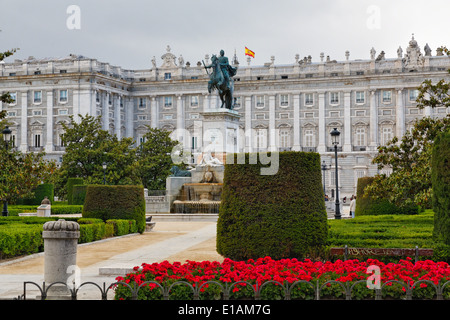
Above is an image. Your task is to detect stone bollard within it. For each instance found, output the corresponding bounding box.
[42,219,80,299]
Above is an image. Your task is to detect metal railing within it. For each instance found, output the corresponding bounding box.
[14,278,450,300]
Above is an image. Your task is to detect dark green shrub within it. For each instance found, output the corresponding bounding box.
[66,178,84,205]
[355,177,418,216]
[432,129,450,245]
[217,151,328,261]
[72,185,87,205]
[18,184,54,205]
[82,185,146,233]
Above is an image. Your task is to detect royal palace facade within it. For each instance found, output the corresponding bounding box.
[1,36,449,198]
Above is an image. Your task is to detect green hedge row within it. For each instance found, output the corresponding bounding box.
[83,185,146,234]
[6,205,83,216]
[327,210,450,262]
[355,177,418,216]
[0,216,139,259]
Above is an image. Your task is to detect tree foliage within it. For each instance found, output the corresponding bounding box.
[135,126,181,190]
[53,114,140,198]
[365,46,450,208]
[0,145,57,203]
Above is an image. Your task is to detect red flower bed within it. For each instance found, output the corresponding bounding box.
[114,257,450,300]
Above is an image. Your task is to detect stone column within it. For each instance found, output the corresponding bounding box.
[150,95,158,129]
[20,91,28,153]
[42,219,80,299]
[176,94,185,146]
[245,96,252,152]
[268,95,276,151]
[318,92,326,153]
[343,91,352,152]
[369,90,378,150]
[126,96,134,138]
[396,88,405,138]
[114,94,121,140]
[292,93,301,151]
[45,91,54,152]
[102,91,109,131]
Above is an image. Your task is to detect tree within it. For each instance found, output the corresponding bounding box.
[0,144,57,205]
[366,115,449,208]
[365,46,450,208]
[135,126,181,190]
[54,114,139,198]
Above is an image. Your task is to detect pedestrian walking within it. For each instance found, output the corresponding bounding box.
[349,195,356,218]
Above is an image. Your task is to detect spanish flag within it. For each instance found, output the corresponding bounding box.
[245,47,255,58]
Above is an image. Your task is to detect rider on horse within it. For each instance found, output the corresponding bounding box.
[204,50,237,109]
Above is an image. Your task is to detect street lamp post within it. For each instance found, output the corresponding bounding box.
[321,160,328,197]
[330,128,341,219]
[2,126,12,216]
[102,162,107,185]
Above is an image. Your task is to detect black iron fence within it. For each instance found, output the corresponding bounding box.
[14,278,450,300]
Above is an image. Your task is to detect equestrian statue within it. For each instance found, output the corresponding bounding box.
[203,50,237,110]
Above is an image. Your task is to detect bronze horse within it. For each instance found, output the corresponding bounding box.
[204,54,235,109]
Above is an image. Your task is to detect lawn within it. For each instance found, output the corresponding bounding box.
[327,210,435,249]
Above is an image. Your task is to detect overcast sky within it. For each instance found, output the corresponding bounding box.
[1,0,449,70]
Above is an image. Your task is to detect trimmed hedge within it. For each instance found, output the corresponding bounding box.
[432,129,450,245]
[18,183,54,205]
[217,151,328,261]
[0,216,139,259]
[355,177,418,216]
[72,185,87,205]
[7,205,83,216]
[82,185,146,233]
[67,178,84,205]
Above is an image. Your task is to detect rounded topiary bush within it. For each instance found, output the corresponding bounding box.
[216,151,328,261]
[82,185,146,233]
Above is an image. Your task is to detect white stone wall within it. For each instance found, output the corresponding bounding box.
[1,39,449,199]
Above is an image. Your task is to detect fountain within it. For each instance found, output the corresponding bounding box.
[171,153,224,214]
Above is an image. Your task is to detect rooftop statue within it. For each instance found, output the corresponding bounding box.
[203,50,237,110]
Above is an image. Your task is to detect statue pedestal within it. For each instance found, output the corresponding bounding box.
[200,108,241,164]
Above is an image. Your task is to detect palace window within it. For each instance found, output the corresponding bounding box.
[256,96,265,108]
[382,91,392,103]
[355,127,366,146]
[164,96,172,107]
[59,90,68,103]
[138,98,146,109]
[330,92,339,104]
[34,134,41,147]
[279,129,290,148]
[190,96,199,107]
[304,129,315,147]
[280,94,289,107]
[305,93,314,105]
[409,89,418,101]
[33,91,42,104]
[382,127,393,145]
[356,91,365,104]
[164,73,172,80]
[9,92,17,104]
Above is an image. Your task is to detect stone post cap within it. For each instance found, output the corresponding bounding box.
[43,219,79,231]
[41,196,51,205]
